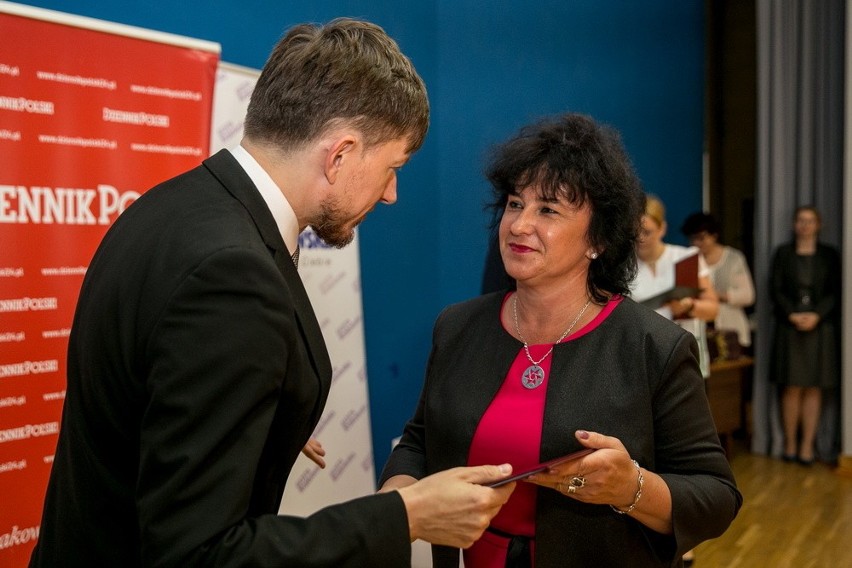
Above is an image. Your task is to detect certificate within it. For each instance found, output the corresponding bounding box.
[487,448,595,487]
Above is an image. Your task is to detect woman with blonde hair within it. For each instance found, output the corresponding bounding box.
[632,195,719,377]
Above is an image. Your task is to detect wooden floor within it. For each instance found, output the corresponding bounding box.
[692,442,852,567]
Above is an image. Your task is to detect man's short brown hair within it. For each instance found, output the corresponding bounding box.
[244,18,429,154]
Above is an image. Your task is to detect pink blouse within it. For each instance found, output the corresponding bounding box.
[464,294,622,568]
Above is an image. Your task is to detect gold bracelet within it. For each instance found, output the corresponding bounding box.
[610,459,643,514]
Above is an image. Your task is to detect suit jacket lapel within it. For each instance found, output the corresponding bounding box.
[272,248,334,390]
[202,150,333,387]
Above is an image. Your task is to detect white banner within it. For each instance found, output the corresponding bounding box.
[209,62,256,154]
[282,229,377,513]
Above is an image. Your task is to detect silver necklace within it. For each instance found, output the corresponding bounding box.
[512,294,592,389]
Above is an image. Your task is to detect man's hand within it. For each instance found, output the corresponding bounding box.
[301,438,326,468]
[396,464,515,549]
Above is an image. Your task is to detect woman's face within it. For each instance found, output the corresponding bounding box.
[688,230,718,257]
[636,214,665,261]
[499,185,593,286]
[794,209,820,240]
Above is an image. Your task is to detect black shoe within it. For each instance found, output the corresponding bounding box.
[781,454,797,463]
[797,456,815,466]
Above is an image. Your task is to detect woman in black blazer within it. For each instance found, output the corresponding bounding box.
[380,114,741,567]
[770,206,841,465]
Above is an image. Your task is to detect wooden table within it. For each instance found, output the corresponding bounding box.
[705,357,753,456]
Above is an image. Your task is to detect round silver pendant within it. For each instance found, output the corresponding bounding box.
[521,365,545,389]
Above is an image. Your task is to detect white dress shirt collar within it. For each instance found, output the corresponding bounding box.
[228,144,300,255]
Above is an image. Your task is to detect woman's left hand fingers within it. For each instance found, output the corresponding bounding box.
[526,431,634,503]
[574,429,627,452]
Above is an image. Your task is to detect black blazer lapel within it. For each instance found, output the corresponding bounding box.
[273,247,334,389]
[202,150,333,386]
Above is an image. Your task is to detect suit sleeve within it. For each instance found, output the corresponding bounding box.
[138,246,410,567]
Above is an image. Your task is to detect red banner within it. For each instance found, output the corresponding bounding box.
[0,5,218,565]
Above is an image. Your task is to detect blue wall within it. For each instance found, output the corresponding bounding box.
[14,0,705,477]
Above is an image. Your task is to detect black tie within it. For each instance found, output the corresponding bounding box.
[291,246,299,269]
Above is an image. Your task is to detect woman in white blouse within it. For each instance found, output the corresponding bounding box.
[680,212,755,349]
[632,196,719,378]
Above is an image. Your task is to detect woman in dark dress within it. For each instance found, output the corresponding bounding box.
[770,206,841,465]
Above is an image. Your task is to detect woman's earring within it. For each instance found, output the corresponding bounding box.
[590,252,598,260]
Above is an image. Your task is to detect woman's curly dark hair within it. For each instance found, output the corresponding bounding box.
[485,113,644,303]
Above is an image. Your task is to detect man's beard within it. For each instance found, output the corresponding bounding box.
[311,195,356,248]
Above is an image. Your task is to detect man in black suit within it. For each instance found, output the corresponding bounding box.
[30,18,514,567]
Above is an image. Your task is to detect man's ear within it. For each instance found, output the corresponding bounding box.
[324,134,358,185]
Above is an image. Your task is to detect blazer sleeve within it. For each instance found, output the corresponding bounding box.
[653,332,743,555]
[378,295,505,485]
[812,244,841,319]
[770,245,798,317]
[378,316,440,484]
[138,246,410,567]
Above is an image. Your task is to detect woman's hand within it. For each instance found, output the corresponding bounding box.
[526,429,673,534]
[790,311,820,331]
[668,275,719,321]
[668,296,695,319]
[525,430,637,508]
